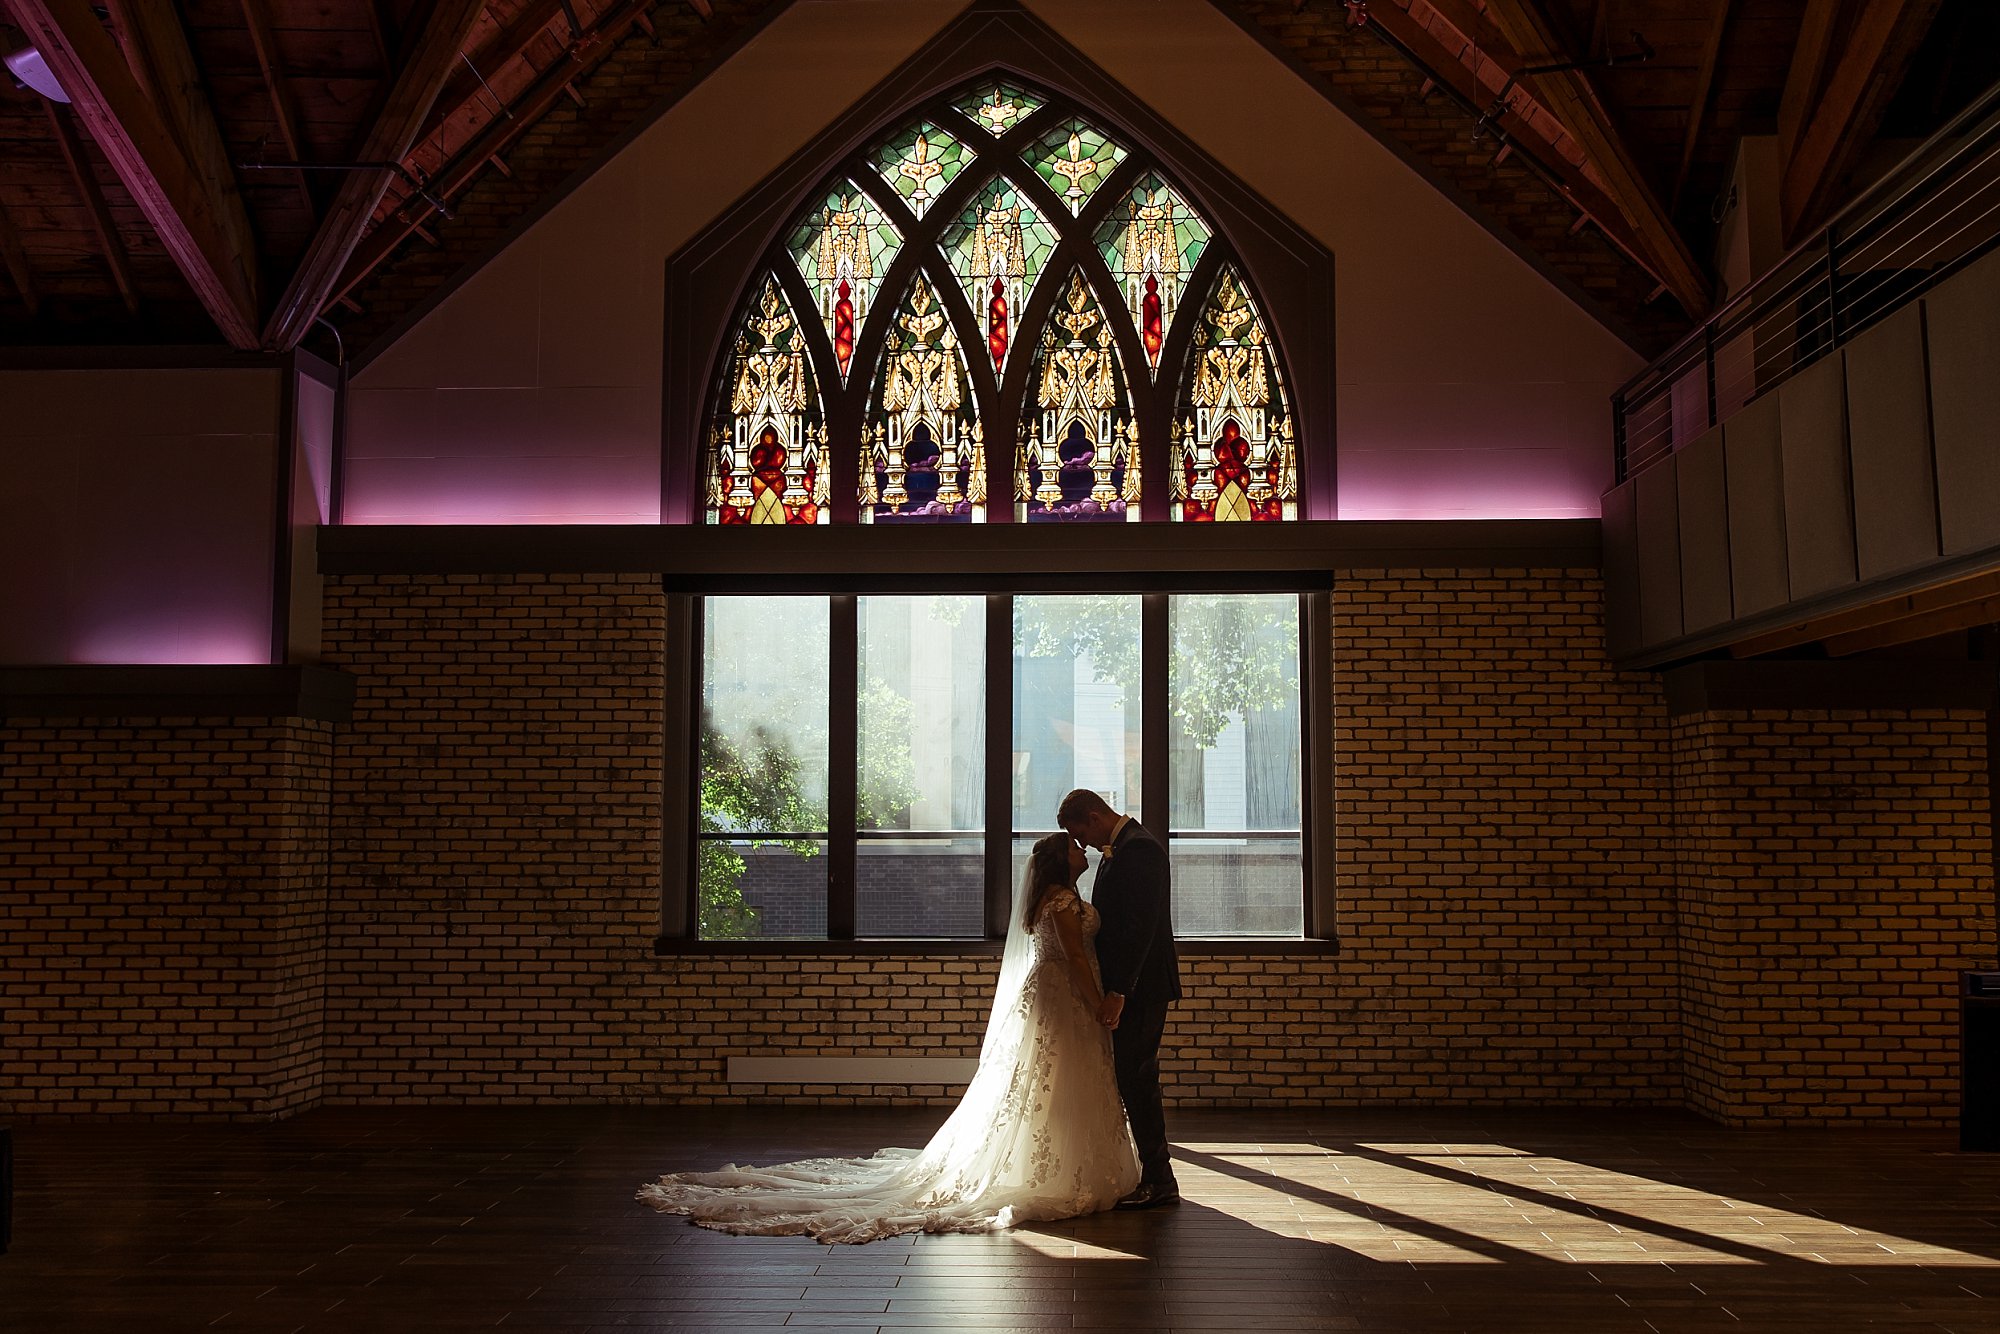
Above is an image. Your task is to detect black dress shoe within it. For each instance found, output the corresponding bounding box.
[1114,1181,1182,1210]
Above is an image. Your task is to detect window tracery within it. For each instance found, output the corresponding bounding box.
[701,77,1299,525]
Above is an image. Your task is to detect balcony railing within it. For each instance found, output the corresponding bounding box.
[1614,79,2000,484]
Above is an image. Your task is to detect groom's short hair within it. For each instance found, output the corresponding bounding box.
[1057,788,1114,826]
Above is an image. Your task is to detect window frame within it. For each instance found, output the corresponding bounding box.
[663,580,1338,951]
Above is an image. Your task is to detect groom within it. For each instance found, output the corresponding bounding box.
[1058,788,1181,1208]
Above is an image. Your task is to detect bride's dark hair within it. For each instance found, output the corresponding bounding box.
[1022,832,1074,929]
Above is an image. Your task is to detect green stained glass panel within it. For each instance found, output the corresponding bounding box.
[1094,172,1213,378]
[868,120,973,220]
[952,78,1045,138]
[786,181,903,382]
[1025,117,1128,215]
[941,176,1060,378]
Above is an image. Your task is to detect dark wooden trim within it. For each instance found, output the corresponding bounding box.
[827,594,859,941]
[1661,661,1999,716]
[0,666,357,722]
[318,518,1602,579]
[660,0,1338,525]
[984,592,1014,939]
[1141,592,1169,841]
[661,590,698,939]
[651,936,1338,957]
[1302,588,1337,941]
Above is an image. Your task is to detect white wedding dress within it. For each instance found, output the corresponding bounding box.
[636,883,1141,1243]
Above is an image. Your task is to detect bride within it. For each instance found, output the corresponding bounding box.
[636,832,1141,1244]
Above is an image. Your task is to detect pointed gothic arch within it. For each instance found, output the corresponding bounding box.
[662,1,1336,525]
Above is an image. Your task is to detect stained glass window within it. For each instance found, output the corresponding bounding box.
[702,77,1301,527]
[952,78,1044,137]
[707,277,828,525]
[869,120,973,220]
[787,182,902,383]
[941,178,1059,378]
[863,273,985,523]
[1172,268,1296,522]
[1025,117,1127,215]
[1096,172,1212,378]
[1017,272,1137,523]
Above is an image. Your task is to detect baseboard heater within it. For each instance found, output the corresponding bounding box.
[726,1057,978,1085]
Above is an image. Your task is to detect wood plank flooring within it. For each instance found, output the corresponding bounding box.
[3,1106,1998,1332]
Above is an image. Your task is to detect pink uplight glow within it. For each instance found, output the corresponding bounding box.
[71,619,272,666]
[339,454,662,525]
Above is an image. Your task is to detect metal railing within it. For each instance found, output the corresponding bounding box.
[1614,79,2000,483]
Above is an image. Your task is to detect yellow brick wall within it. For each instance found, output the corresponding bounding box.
[4,571,1990,1124]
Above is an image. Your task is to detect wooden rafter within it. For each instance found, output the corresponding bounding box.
[1780,0,1944,243]
[1669,0,1734,212]
[1479,0,1713,316]
[687,0,714,19]
[1776,3,1839,165]
[417,0,568,151]
[8,0,261,343]
[261,0,490,350]
[0,201,39,317]
[327,0,655,314]
[1361,2,1669,293]
[237,0,319,218]
[43,99,141,317]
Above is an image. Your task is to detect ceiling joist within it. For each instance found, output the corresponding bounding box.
[262,0,491,351]
[1780,0,1945,244]
[43,99,141,318]
[7,0,260,345]
[1669,0,1735,212]
[237,0,319,220]
[1478,0,1713,316]
[0,201,39,317]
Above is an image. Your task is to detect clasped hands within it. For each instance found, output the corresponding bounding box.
[1097,992,1125,1030]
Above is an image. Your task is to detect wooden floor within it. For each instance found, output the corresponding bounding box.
[3,1105,1999,1332]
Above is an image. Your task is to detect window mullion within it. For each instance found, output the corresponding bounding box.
[1140,592,1170,842]
[829,594,859,940]
[985,593,1014,939]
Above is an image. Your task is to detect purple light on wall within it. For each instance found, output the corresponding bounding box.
[71,619,273,666]
[340,467,662,525]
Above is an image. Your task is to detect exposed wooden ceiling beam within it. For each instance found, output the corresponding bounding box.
[1780,0,1944,243]
[1478,0,1713,316]
[1360,2,1668,285]
[104,0,262,302]
[261,0,490,350]
[328,0,655,313]
[0,201,39,317]
[43,99,141,317]
[1777,3,1839,166]
[237,0,319,218]
[1823,595,2000,656]
[1669,0,1734,213]
[415,0,568,150]
[7,0,260,344]
[687,0,714,19]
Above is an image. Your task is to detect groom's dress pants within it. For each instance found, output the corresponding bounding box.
[1112,998,1174,1185]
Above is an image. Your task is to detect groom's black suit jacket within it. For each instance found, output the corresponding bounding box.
[1091,819,1182,1005]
